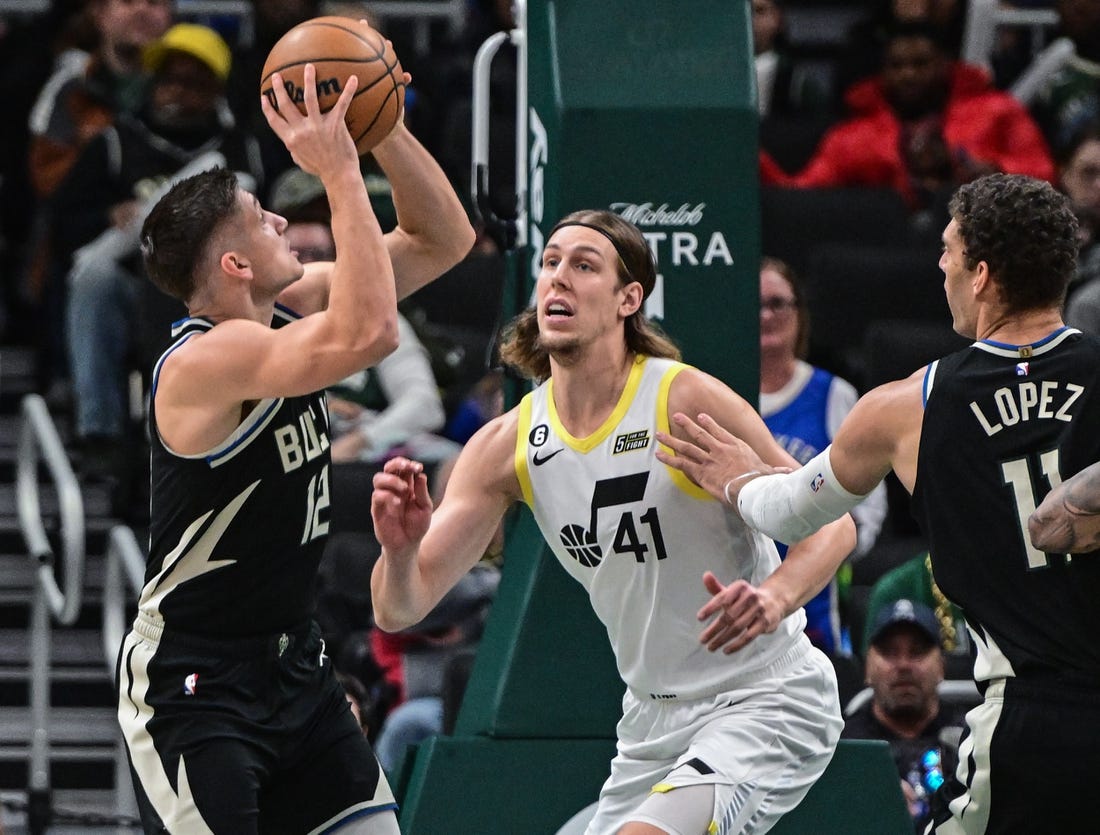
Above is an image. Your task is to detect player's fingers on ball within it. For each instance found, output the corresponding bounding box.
[269,72,298,119]
[300,64,321,116]
[331,72,358,121]
[259,89,279,120]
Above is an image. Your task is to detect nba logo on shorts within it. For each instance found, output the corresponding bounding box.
[184,673,198,695]
[810,473,825,493]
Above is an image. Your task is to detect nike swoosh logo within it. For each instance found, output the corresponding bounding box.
[532,448,563,466]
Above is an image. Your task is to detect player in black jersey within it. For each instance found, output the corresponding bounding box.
[657,173,1100,834]
[1030,459,1100,554]
[115,62,474,834]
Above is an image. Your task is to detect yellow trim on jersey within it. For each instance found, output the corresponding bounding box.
[657,363,713,501]
[546,354,648,453]
[650,782,675,794]
[515,394,535,507]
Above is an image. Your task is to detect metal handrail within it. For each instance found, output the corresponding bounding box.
[471,1,528,250]
[15,393,86,810]
[16,393,84,623]
[102,524,145,821]
[102,525,144,670]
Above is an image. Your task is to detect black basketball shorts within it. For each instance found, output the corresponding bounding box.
[117,613,396,834]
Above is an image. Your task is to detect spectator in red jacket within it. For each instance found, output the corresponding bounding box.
[762,22,1055,210]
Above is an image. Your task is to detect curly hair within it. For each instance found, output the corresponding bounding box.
[499,209,680,382]
[141,167,241,302]
[948,174,1079,312]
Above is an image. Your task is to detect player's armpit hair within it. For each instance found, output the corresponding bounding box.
[737,446,866,543]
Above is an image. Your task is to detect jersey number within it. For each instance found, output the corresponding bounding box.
[559,473,668,566]
[301,464,330,545]
[1001,450,1062,569]
[612,507,669,563]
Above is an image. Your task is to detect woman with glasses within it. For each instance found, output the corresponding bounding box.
[758,257,888,655]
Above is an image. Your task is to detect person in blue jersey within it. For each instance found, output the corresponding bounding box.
[758,256,887,653]
[370,209,855,835]
[115,60,474,834]
[657,173,1100,834]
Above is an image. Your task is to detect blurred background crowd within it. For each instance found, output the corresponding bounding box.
[0,0,1096,828]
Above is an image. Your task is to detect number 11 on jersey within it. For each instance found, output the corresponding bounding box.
[1002,449,1062,569]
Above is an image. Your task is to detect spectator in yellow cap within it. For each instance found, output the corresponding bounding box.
[145,22,233,83]
[142,23,234,133]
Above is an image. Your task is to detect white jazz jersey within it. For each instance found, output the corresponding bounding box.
[516,355,806,701]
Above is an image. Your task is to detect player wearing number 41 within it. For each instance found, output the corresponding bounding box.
[371,210,855,834]
[115,64,473,833]
[657,173,1100,835]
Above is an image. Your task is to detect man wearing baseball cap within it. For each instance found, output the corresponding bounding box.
[144,22,232,84]
[843,599,967,832]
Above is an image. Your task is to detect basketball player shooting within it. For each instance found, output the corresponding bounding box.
[115,57,474,832]
[370,210,855,834]
[656,174,1100,834]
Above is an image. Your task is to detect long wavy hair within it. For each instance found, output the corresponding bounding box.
[499,210,681,382]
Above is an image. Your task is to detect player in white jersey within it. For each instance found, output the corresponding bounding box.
[370,209,855,834]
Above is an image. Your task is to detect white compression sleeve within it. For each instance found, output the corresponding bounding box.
[737,446,867,543]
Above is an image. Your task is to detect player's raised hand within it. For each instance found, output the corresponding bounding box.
[371,456,433,557]
[261,64,359,175]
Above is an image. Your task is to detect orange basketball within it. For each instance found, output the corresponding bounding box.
[260,17,405,156]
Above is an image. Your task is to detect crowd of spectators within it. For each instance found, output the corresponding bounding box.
[0,0,1093,789]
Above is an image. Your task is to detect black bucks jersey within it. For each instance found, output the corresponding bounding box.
[141,305,332,637]
[516,355,807,700]
[912,328,1100,683]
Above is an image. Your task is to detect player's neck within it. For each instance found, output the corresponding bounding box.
[190,282,276,327]
[976,307,1065,346]
[550,346,636,437]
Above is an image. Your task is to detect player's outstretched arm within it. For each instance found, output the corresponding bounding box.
[371,412,521,633]
[1029,460,1100,554]
[659,371,923,536]
[658,370,856,653]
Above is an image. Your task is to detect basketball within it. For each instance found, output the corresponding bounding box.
[260,17,405,155]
